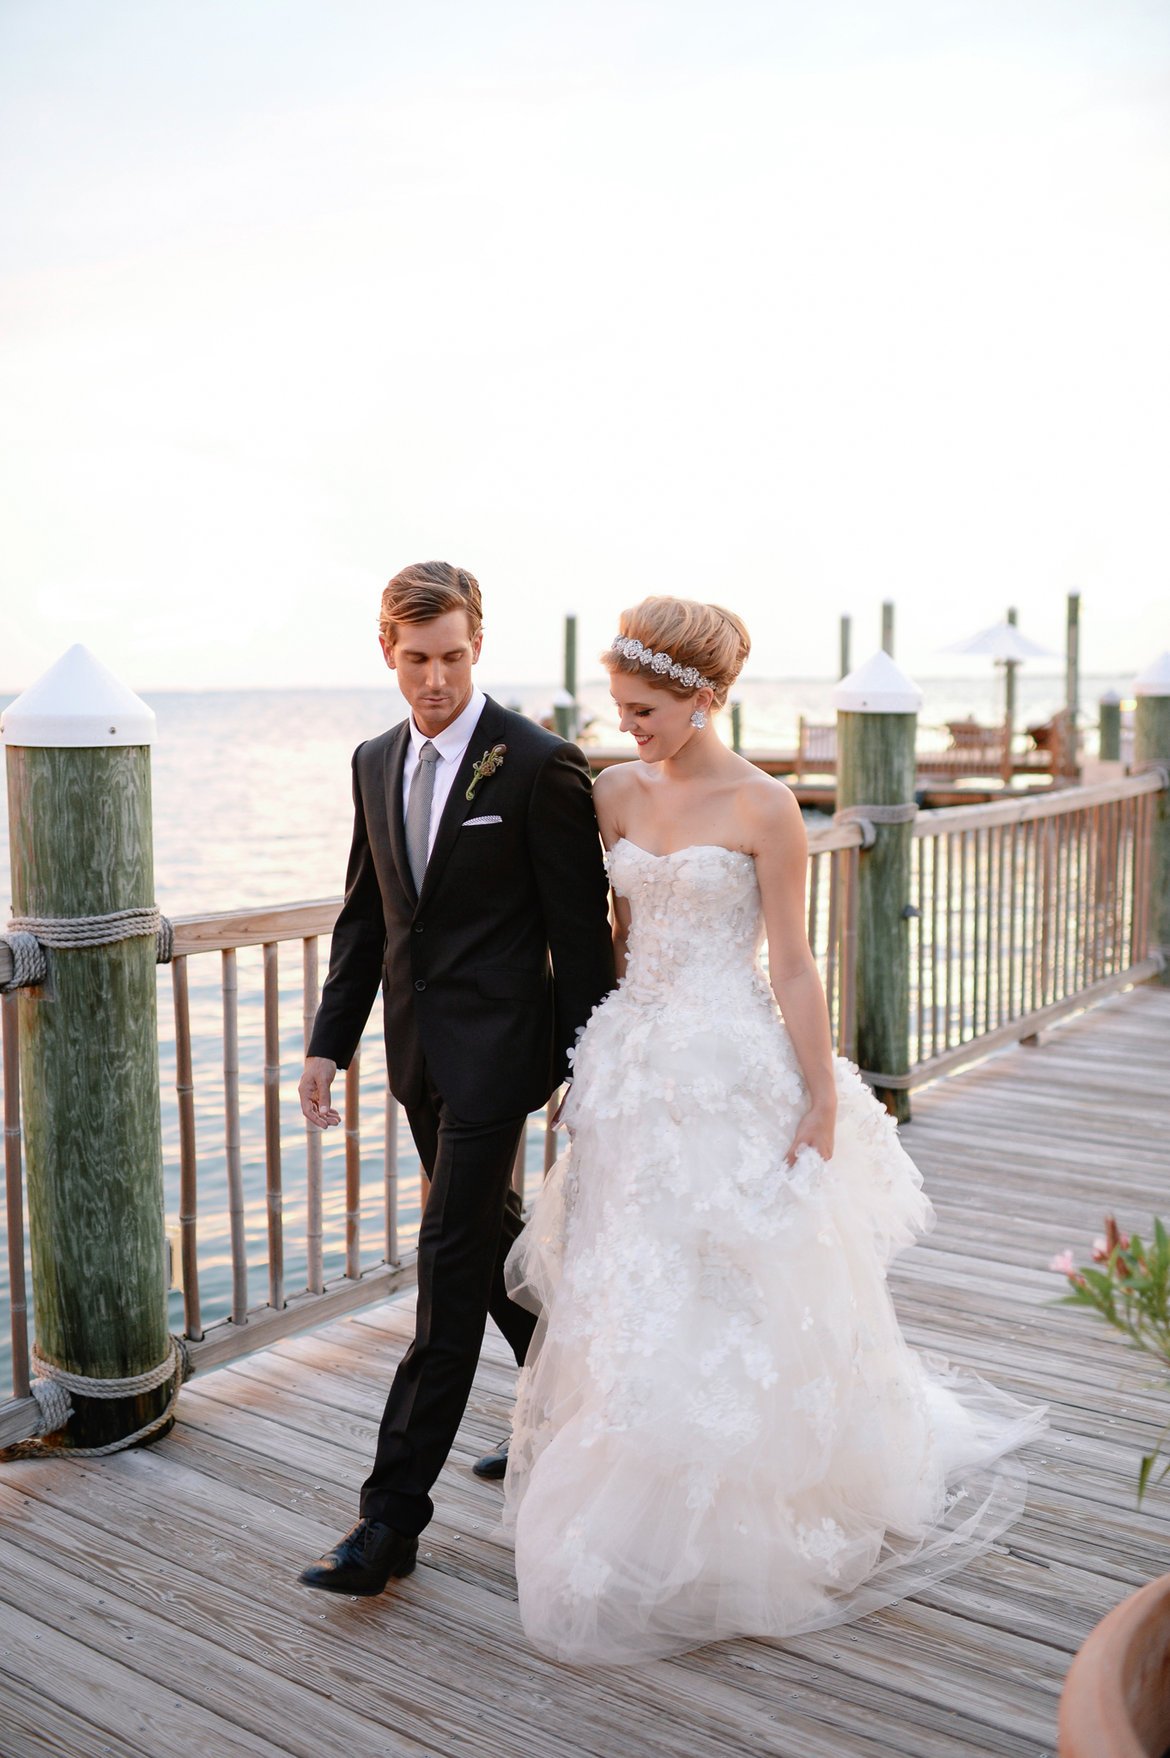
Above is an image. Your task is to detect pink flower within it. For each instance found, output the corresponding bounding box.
[1092,1237,1109,1262]
[1049,1250,1077,1276]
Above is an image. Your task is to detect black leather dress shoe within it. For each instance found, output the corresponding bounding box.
[298,1519,418,1595]
[472,1437,510,1480]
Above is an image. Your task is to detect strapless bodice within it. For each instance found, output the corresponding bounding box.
[605,837,766,1007]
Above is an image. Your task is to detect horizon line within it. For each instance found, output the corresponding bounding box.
[0,667,1131,699]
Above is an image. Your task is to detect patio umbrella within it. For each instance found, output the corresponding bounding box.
[940,620,1057,664]
[939,619,1059,780]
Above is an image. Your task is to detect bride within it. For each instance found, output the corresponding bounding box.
[500,595,1045,1666]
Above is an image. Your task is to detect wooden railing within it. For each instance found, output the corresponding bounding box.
[895,772,1164,1087]
[161,901,425,1375]
[165,825,862,1368]
[806,821,862,1055]
[0,785,1159,1422]
[0,831,862,1417]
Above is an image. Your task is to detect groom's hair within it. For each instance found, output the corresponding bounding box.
[379,561,483,647]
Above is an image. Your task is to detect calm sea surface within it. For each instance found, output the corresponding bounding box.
[0,672,1128,1385]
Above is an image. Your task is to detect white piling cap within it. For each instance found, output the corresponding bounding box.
[1,644,156,748]
[833,650,923,714]
[1134,651,1170,698]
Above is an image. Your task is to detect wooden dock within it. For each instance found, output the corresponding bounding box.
[585,747,1060,811]
[0,983,1168,1758]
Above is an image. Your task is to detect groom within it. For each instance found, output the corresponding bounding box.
[297,561,614,1595]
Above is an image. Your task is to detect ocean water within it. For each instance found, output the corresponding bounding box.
[0,670,1125,919]
[0,671,1128,1388]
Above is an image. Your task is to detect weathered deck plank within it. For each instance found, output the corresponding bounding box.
[0,983,1168,1757]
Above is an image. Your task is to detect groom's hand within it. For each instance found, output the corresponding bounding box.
[299,1056,341,1130]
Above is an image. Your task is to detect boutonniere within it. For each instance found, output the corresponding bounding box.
[466,743,507,801]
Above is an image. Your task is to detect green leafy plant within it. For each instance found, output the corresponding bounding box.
[1050,1216,1170,1502]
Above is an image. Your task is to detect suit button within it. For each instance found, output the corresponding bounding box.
[413,924,424,934]
[414,979,426,992]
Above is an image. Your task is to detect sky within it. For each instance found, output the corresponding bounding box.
[2,0,1168,694]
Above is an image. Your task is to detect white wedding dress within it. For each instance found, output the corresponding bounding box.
[502,839,1045,1666]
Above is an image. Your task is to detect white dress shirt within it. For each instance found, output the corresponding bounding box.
[401,686,487,861]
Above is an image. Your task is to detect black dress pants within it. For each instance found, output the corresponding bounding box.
[359,1071,537,1536]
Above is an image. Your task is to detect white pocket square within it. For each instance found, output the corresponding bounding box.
[463,814,503,827]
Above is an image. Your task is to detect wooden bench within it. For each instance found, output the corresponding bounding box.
[794,716,837,779]
[918,718,1010,780]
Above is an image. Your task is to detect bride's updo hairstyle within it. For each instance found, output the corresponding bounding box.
[603,597,750,710]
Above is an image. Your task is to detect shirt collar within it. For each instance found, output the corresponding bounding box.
[408,685,487,763]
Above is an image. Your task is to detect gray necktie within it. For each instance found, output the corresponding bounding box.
[405,740,439,894]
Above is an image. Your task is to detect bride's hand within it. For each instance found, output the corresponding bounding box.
[551,1083,573,1133]
[785,1102,835,1166]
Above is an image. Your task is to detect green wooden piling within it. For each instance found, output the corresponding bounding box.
[553,694,574,740]
[1003,607,1019,783]
[881,601,895,657]
[563,614,577,703]
[839,616,851,680]
[1064,592,1081,779]
[834,653,921,1122]
[1098,692,1122,762]
[560,614,578,741]
[3,652,169,1448]
[730,700,743,753]
[1135,655,1170,985]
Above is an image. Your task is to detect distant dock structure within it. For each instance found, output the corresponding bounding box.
[579,595,1127,808]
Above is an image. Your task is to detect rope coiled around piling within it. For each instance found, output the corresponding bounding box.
[833,802,919,848]
[833,803,919,825]
[1,1336,193,1461]
[0,906,174,991]
[7,905,163,948]
[1,931,47,988]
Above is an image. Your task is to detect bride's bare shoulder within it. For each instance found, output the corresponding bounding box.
[737,771,804,852]
[592,762,641,807]
[592,759,643,840]
[593,762,646,805]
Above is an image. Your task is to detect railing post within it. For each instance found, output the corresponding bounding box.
[1134,651,1170,985]
[833,652,923,1122]
[1,646,170,1447]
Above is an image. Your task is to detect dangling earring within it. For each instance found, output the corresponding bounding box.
[690,709,707,729]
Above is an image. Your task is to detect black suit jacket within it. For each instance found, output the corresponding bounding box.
[308,696,615,1123]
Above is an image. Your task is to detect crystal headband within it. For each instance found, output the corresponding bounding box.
[608,635,714,692]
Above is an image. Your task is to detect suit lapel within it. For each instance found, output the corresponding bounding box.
[382,722,417,904]
[417,697,505,912]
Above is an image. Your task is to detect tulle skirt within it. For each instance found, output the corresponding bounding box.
[500,979,1046,1665]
